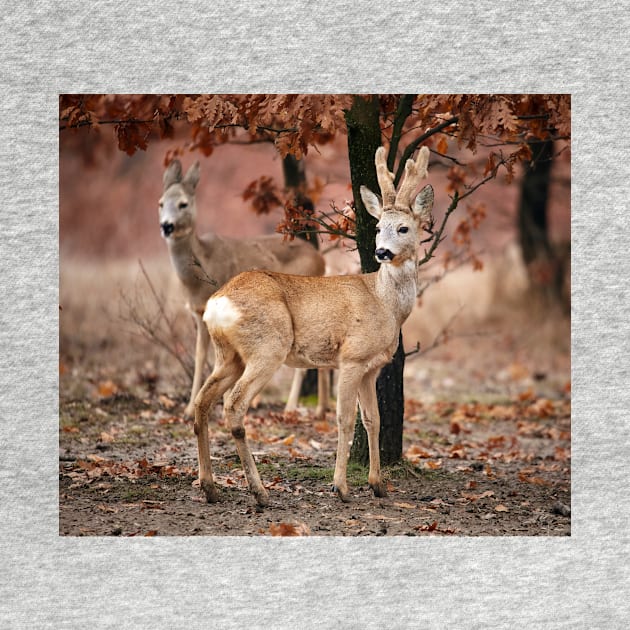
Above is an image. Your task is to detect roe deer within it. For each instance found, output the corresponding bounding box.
[158,159,329,418]
[194,146,433,506]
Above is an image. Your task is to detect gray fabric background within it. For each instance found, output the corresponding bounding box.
[1,1,628,627]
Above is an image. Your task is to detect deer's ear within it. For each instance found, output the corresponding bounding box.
[163,159,183,190]
[360,186,382,220]
[413,184,434,226]
[182,161,201,193]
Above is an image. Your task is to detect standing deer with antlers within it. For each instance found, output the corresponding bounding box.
[158,159,329,418]
[193,145,433,506]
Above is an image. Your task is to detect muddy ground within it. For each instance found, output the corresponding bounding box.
[59,354,571,537]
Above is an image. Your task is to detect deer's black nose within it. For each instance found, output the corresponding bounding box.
[375,248,394,262]
[161,222,175,237]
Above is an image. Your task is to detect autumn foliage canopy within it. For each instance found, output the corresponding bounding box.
[60,94,570,262]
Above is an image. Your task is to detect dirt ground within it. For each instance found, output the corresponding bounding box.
[59,260,571,537]
[59,396,570,537]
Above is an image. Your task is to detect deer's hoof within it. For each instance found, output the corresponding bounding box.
[201,480,220,503]
[370,481,388,498]
[254,489,270,508]
[332,484,351,503]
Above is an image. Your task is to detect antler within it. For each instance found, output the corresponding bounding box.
[375,147,396,206]
[395,146,430,208]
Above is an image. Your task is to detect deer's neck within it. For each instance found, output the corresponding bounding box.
[166,232,209,289]
[375,256,418,326]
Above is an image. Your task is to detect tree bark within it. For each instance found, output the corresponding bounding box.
[282,154,318,249]
[518,138,566,307]
[282,154,321,395]
[345,95,405,466]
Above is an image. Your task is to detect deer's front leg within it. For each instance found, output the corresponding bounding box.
[358,369,387,498]
[332,364,363,502]
[185,311,211,417]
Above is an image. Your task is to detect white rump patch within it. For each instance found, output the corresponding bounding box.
[203,295,241,329]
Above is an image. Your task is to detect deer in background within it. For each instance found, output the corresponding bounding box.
[194,145,434,506]
[158,159,329,418]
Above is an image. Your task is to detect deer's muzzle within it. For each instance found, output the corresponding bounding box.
[375,248,395,262]
[160,221,175,237]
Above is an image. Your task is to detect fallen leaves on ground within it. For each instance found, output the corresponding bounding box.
[414,520,457,534]
[97,380,118,397]
[64,456,196,484]
[404,396,570,485]
[266,521,311,536]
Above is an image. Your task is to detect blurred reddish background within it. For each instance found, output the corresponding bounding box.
[59,129,570,263]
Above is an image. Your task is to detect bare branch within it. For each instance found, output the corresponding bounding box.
[405,305,492,362]
[387,95,415,171]
[418,191,460,268]
[118,260,195,380]
[404,341,421,358]
[416,249,479,298]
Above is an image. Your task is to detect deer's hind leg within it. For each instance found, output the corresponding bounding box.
[315,368,331,419]
[194,351,243,502]
[284,368,306,413]
[224,354,286,507]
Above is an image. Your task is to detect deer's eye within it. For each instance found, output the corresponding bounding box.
[375,226,381,234]
[178,202,188,209]
[398,226,409,234]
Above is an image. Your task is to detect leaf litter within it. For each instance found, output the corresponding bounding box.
[60,385,570,536]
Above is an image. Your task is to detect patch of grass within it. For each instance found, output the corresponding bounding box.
[292,464,335,483]
[59,400,93,426]
[298,394,319,407]
[383,459,462,483]
[119,485,157,502]
[256,460,366,486]
[255,461,285,478]
[254,456,465,488]
[161,427,192,441]
[265,462,335,483]
[346,462,369,486]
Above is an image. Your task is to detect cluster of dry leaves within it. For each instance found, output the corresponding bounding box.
[60,94,569,159]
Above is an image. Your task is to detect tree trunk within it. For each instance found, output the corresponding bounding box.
[345,95,405,466]
[282,154,319,249]
[518,138,566,307]
[282,154,321,396]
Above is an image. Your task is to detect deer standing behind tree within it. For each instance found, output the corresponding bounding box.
[158,159,329,418]
[194,146,434,506]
